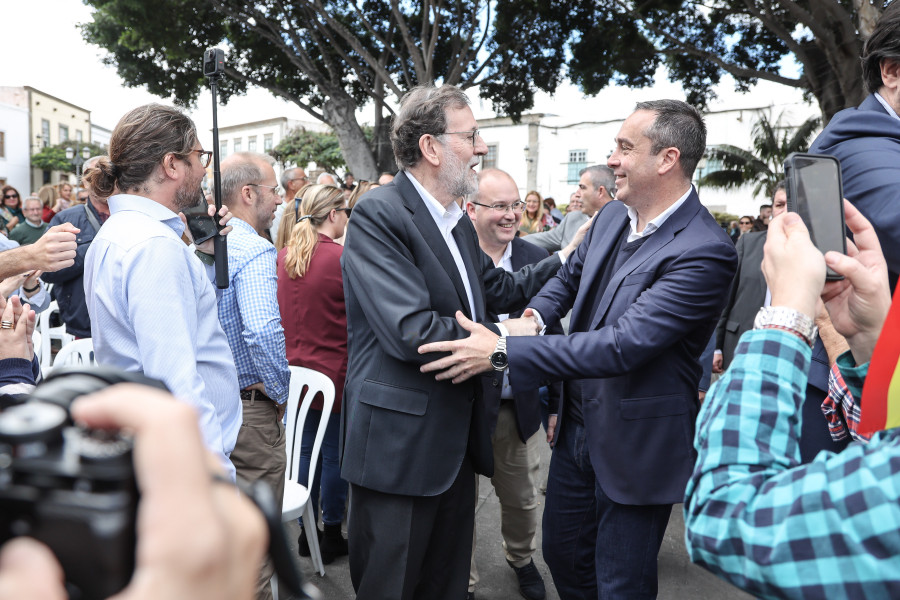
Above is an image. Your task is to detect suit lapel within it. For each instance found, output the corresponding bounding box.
[569,204,628,326]
[452,219,484,321]
[590,192,701,329]
[396,173,473,317]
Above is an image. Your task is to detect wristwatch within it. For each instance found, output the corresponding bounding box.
[489,337,508,371]
[753,306,818,348]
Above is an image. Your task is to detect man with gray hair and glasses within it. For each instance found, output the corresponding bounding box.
[341,84,565,599]
[523,165,616,252]
[269,166,309,240]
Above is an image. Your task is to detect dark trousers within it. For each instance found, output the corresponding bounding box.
[543,419,671,600]
[348,456,475,600]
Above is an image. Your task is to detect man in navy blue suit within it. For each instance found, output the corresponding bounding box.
[419,100,737,598]
[810,1,900,288]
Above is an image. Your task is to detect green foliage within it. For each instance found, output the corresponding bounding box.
[271,128,346,176]
[710,211,740,225]
[698,113,820,199]
[30,141,108,173]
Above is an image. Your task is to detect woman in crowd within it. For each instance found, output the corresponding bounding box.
[737,215,754,238]
[38,184,65,223]
[518,190,553,235]
[276,183,351,564]
[274,183,312,251]
[334,180,377,245]
[0,186,23,235]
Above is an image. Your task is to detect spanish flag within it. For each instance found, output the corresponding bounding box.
[859,288,900,435]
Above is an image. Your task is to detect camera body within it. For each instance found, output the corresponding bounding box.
[0,368,165,600]
[203,47,225,78]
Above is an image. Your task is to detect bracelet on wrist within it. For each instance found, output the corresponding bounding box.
[753,306,818,348]
[23,283,40,293]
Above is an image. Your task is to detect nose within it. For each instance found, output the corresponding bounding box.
[607,151,619,168]
[473,133,488,156]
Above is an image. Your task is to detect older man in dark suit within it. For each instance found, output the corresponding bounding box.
[420,100,738,599]
[340,85,575,600]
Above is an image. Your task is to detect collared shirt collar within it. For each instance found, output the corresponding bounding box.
[229,216,257,236]
[405,171,465,234]
[626,186,692,243]
[108,194,185,237]
[874,92,900,121]
[499,239,513,269]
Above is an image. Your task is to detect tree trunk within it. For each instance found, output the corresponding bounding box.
[322,93,379,180]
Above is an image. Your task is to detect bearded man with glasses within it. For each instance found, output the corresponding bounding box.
[82,103,239,480]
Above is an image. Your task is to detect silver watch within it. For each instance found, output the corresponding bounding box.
[489,337,508,371]
[753,306,818,347]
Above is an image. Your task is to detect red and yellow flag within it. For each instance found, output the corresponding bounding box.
[859,288,900,435]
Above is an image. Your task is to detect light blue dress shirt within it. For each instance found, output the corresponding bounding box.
[84,194,241,480]
[217,217,289,403]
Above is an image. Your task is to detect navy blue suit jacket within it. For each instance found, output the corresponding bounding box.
[811,93,900,287]
[507,191,737,505]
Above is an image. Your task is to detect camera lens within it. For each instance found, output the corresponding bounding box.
[0,402,67,444]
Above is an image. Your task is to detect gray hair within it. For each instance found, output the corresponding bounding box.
[280,167,301,190]
[22,195,42,209]
[634,100,706,179]
[317,172,337,185]
[391,84,470,170]
[221,152,274,207]
[580,165,617,197]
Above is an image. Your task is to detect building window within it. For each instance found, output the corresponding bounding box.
[233,138,242,153]
[220,140,228,157]
[248,136,257,152]
[59,124,69,142]
[483,144,498,169]
[76,130,83,142]
[567,149,587,184]
[264,134,273,152]
[41,120,50,147]
[0,131,5,158]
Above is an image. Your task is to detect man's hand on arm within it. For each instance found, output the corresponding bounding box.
[820,200,892,366]
[711,351,723,374]
[418,311,499,384]
[3,224,79,278]
[502,308,542,336]
[559,214,594,259]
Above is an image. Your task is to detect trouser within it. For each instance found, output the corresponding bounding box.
[230,393,287,600]
[542,418,671,600]
[469,402,541,591]
[298,408,348,527]
[348,456,476,600]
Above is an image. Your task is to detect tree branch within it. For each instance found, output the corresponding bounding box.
[391,0,427,82]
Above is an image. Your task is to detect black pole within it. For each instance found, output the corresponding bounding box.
[208,75,229,289]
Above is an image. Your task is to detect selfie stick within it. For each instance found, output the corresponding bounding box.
[205,48,229,289]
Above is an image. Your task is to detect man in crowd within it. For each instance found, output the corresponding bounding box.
[218,151,290,600]
[751,203,772,232]
[810,0,900,288]
[685,202,898,597]
[83,103,238,479]
[465,168,574,600]
[9,197,48,246]
[713,182,846,461]
[523,165,615,252]
[419,100,737,598]
[341,84,567,600]
[42,156,107,338]
[269,166,309,241]
[378,172,395,185]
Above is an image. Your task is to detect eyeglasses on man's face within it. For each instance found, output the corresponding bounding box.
[739,220,752,225]
[470,200,525,214]
[248,183,284,196]
[291,176,309,184]
[188,149,213,168]
[438,129,481,148]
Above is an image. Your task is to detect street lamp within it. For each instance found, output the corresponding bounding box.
[65,144,91,186]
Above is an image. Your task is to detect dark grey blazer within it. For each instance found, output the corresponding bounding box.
[340,171,562,497]
[715,231,767,368]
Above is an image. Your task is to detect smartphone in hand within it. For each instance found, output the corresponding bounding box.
[182,189,221,246]
[783,152,847,280]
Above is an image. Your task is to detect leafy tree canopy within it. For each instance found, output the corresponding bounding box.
[270,128,347,178]
[31,141,108,173]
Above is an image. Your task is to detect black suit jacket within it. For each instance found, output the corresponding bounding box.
[340,172,563,496]
[479,238,564,444]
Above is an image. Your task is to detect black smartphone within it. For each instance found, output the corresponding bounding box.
[182,189,221,246]
[783,152,847,280]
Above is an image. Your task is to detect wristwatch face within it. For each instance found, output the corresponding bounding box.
[489,351,508,370]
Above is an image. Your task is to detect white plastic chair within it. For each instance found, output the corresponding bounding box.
[32,329,41,365]
[273,366,335,597]
[37,301,74,374]
[48,338,97,373]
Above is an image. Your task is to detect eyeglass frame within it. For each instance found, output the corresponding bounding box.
[739,220,753,225]
[437,129,482,148]
[2,193,19,200]
[184,149,213,168]
[469,200,526,214]
[248,182,284,196]
[336,207,352,217]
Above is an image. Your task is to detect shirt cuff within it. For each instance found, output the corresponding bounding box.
[835,349,868,402]
[530,309,547,335]
[496,322,509,337]
[714,349,723,356]
[555,250,567,265]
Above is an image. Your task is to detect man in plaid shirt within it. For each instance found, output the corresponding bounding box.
[684,202,897,598]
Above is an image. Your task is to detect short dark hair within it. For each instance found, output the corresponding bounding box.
[759,203,772,212]
[391,85,470,170]
[862,1,900,95]
[82,104,197,199]
[634,100,706,179]
[773,180,785,200]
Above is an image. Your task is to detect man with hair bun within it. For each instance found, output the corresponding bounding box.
[83,103,238,479]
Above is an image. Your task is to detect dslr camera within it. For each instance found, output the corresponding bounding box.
[0,368,166,600]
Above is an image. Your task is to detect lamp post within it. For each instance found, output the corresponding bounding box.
[65,143,91,187]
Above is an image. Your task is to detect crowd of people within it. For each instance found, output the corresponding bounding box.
[0,3,899,599]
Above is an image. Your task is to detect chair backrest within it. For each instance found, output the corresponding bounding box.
[284,366,336,488]
[32,329,42,364]
[38,301,74,373]
[49,338,97,372]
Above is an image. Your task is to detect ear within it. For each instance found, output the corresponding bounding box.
[465,201,477,221]
[657,147,681,176]
[881,57,900,91]
[419,134,442,168]
[241,184,255,207]
[161,153,180,181]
